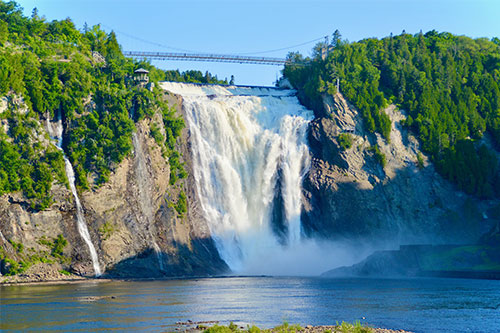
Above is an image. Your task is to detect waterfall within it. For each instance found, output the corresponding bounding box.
[0,229,6,244]
[160,83,314,273]
[46,113,102,277]
[131,132,164,271]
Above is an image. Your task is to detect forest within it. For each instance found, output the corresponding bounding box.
[3,0,500,206]
[284,30,500,198]
[0,1,221,209]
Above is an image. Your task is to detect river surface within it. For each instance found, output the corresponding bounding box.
[1,276,500,332]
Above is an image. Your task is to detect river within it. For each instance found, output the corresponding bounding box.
[1,276,500,332]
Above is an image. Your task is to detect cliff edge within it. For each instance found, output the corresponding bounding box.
[301,92,498,245]
[0,91,228,282]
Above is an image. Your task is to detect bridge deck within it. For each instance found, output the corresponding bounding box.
[123,51,293,66]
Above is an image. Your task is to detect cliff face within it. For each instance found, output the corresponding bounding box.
[301,92,498,245]
[2,85,498,281]
[0,92,228,279]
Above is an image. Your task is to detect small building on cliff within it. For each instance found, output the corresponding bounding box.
[134,68,150,85]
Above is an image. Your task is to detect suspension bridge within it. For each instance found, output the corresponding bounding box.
[122,51,296,66]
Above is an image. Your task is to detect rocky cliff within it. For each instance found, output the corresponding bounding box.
[322,244,500,279]
[301,92,499,246]
[2,85,499,282]
[0,91,228,280]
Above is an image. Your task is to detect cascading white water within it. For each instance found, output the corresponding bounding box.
[46,114,102,277]
[0,229,7,244]
[161,82,314,273]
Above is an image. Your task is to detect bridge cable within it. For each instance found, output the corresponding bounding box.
[235,36,327,55]
[102,24,328,56]
[101,24,200,53]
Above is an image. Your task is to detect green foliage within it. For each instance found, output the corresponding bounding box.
[67,82,135,187]
[0,2,124,196]
[0,19,7,45]
[150,121,164,146]
[163,69,228,85]
[1,257,31,275]
[204,325,234,333]
[52,234,67,256]
[168,151,187,185]
[436,140,497,198]
[368,144,386,168]
[141,90,187,186]
[417,152,425,169]
[99,221,115,241]
[0,1,203,202]
[1,234,69,276]
[336,321,371,333]
[284,43,391,141]
[202,322,303,333]
[154,99,187,185]
[175,190,187,217]
[338,133,353,150]
[38,234,67,257]
[270,322,303,333]
[9,239,23,253]
[0,126,65,209]
[285,30,500,198]
[201,322,371,333]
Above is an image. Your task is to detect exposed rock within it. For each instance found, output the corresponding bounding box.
[322,244,500,279]
[178,322,412,333]
[2,85,498,282]
[0,90,228,281]
[82,91,228,278]
[0,263,85,284]
[301,92,497,245]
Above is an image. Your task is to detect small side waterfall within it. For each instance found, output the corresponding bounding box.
[46,114,102,277]
[0,229,7,244]
[161,83,314,274]
[131,131,164,271]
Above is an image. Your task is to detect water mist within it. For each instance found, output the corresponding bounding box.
[161,82,337,275]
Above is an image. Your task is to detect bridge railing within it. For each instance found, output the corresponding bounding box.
[123,51,305,66]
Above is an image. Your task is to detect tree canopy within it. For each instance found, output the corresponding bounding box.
[284,30,500,198]
[0,0,228,208]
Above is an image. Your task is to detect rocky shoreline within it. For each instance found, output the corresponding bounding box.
[300,327,411,333]
[174,321,412,333]
[0,263,91,285]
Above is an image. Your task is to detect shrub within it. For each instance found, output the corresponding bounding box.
[52,234,67,256]
[99,221,115,241]
[368,145,386,168]
[338,133,353,150]
[175,190,187,217]
[417,152,424,169]
[284,31,500,199]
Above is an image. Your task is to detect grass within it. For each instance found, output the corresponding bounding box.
[336,321,371,333]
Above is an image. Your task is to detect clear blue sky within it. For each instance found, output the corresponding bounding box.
[15,0,500,86]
